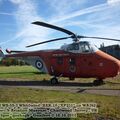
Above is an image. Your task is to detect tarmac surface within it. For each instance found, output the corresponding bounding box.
[0,80,120,96]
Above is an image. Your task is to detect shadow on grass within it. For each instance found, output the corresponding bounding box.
[0,80,104,87]
[0,71,45,75]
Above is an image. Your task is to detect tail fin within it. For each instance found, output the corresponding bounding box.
[0,48,4,61]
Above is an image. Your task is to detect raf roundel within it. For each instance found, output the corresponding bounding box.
[35,60,43,69]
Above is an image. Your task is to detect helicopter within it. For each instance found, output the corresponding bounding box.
[0,21,120,85]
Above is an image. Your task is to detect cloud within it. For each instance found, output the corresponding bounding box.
[1,0,120,50]
[56,0,120,47]
[4,0,88,50]
[9,0,22,4]
[50,2,109,23]
[0,12,15,16]
[50,0,120,27]
[7,0,52,50]
[107,0,120,5]
[46,0,87,16]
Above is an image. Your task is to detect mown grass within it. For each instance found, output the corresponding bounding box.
[0,87,119,120]
[0,66,50,80]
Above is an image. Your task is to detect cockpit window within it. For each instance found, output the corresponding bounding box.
[61,41,98,53]
[80,44,90,53]
[67,43,79,51]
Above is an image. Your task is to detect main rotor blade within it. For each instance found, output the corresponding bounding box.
[26,36,71,48]
[78,35,120,41]
[32,21,75,36]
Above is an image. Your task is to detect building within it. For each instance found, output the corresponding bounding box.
[100,44,120,60]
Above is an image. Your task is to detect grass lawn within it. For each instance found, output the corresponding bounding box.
[0,66,120,120]
[0,87,120,120]
[0,66,50,80]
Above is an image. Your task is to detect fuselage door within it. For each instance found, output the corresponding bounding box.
[51,56,64,76]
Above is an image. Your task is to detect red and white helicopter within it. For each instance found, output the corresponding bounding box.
[0,21,120,85]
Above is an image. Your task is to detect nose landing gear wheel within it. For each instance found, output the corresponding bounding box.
[50,77,59,85]
[93,79,104,86]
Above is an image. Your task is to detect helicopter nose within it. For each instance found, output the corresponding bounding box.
[111,60,120,76]
[117,62,120,75]
[96,50,120,77]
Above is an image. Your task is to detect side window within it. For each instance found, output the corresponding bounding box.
[80,44,90,53]
[57,57,63,64]
[67,43,79,51]
[73,44,79,50]
[69,58,76,65]
[84,45,90,52]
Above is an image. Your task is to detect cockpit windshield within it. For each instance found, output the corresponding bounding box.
[61,41,98,53]
[67,43,79,51]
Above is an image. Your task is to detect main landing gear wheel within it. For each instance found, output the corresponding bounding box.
[93,79,104,86]
[50,77,59,85]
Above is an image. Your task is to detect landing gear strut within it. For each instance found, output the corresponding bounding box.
[93,79,104,86]
[50,77,59,85]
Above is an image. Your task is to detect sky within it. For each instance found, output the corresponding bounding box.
[0,0,120,52]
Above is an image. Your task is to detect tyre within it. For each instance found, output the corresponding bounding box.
[93,79,103,86]
[50,77,58,84]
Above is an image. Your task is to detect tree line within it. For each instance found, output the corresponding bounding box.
[0,58,28,66]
